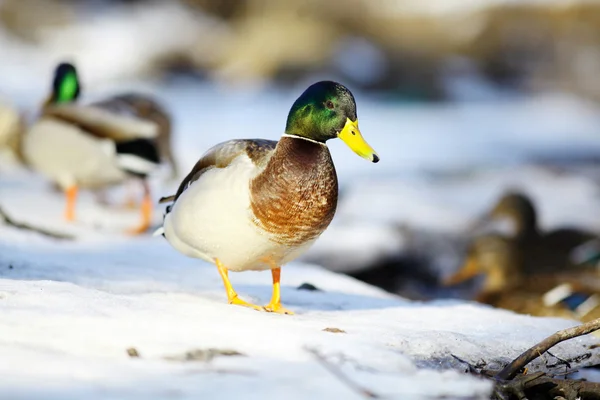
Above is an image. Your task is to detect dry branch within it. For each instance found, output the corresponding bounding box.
[493,372,600,400]
[0,206,74,240]
[496,318,600,380]
[454,320,600,398]
[305,347,379,399]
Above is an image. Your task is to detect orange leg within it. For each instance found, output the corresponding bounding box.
[127,180,152,235]
[64,186,78,222]
[215,259,264,311]
[264,267,294,315]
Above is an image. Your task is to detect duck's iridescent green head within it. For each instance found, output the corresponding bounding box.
[50,62,80,104]
[285,81,379,163]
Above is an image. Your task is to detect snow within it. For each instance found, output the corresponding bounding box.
[0,219,597,400]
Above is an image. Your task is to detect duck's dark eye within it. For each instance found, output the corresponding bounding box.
[325,100,335,110]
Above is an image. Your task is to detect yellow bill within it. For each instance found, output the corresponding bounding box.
[338,118,379,163]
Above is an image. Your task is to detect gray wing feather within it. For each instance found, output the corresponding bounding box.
[164,139,277,205]
[43,103,158,141]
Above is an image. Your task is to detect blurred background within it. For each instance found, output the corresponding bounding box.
[3,0,600,312]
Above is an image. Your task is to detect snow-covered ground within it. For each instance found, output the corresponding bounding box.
[1,205,599,400]
[3,76,600,398]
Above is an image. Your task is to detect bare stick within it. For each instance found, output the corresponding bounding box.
[305,347,379,399]
[496,318,600,380]
[0,206,74,240]
[493,372,600,399]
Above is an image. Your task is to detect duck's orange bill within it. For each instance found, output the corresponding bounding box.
[443,255,481,286]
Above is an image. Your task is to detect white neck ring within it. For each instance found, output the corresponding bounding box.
[281,133,326,146]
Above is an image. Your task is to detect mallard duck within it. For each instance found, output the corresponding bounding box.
[471,191,595,274]
[157,81,379,314]
[445,234,600,322]
[23,62,166,234]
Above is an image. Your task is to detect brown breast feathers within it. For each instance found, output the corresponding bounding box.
[250,136,338,246]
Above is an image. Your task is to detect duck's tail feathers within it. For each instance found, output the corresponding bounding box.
[159,195,175,204]
[154,197,173,239]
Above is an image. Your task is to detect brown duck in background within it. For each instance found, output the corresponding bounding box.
[445,234,600,322]
[471,192,595,274]
[444,191,600,321]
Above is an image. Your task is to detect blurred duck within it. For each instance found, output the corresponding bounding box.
[445,192,600,321]
[0,99,24,163]
[470,192,594,274]
[445,234,600,322]
[91,93,178,181]
[23,62,173,234]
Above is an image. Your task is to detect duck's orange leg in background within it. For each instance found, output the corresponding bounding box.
[127,180,152,235]
[64,186,78,221]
